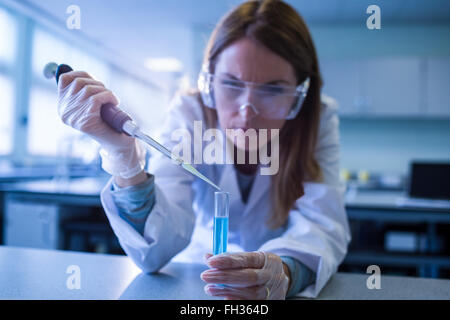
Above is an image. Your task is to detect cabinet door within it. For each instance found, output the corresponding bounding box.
[320,58,361,115]
[427,58,450,117]
[4,200,59,249]
[362,58,422,116]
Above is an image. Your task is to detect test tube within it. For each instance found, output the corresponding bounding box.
[213,191,229,255]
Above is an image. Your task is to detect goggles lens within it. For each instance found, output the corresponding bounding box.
[198,72,309,120]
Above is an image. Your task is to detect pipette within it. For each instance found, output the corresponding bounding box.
[44,62,221,191]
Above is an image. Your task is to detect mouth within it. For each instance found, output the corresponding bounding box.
[233,127,252,132]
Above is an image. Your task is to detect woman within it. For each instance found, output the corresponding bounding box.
[57,0,350,300]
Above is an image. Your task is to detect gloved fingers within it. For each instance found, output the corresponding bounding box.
[58,78,111,121]
[201,267,271,287]
[203,253,213,264]
[205,251,265,270]
[67,78,106,96]
[204,253,213,259]
[58,88,118,129]
[204,284,268,300]
[59,92,124,146]
[87,90,120,112]
[201,252,289,299]
[77,84,109,102]
[58,71,94,90]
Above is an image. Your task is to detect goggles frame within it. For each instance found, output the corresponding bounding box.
[198,67,310,120]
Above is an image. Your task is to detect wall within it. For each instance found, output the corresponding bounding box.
[309,23,450,175]
[339,118,450,175]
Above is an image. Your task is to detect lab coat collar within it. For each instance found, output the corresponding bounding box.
[243,169,271,219]
[217,164,271,220]
[215,131,271,219]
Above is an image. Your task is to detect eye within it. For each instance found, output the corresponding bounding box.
[221,79,244,89]
[259,85,285,95]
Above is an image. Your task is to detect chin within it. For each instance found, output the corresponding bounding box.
[234,138,270,153]
[235,142,258,152]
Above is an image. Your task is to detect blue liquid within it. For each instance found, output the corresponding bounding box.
[213,217,228,255]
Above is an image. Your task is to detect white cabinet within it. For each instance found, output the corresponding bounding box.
[4,199,61,249]
[426,58,450,117]
[361,57,422,116]
[321,57,425,117]
[321,59,362,115]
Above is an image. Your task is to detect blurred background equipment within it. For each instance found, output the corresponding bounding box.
[408,162,450,200]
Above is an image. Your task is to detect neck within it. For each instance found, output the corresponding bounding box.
[233,147,258,175]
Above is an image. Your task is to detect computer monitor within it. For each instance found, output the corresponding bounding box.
[408,162,450,200]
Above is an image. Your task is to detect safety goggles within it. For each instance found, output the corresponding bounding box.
[198,71,310,120]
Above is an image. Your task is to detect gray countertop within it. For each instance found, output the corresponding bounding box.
[0,246,449,300]
[3,177,450,212]
[345,189,450,211]
[0,177,109,196]
[0,165,103,183]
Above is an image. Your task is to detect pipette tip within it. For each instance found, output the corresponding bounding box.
[181,163,221,191]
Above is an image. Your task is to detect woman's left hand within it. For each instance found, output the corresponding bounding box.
[200,251,289,300]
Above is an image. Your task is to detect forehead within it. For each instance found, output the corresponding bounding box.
[214,37,296,83]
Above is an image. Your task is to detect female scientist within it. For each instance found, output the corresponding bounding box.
[57,0,350,300]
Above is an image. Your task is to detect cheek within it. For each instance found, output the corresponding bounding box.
[258,119,285,146]
[259,118,285,133]
[216,109,235,130]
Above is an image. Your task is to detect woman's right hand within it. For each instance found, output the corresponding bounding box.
[57,71,147,179]
[57,71,132,149]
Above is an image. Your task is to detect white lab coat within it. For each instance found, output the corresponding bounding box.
[100,91,351,298]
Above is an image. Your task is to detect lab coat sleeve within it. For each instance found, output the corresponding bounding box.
[258,96,351,298]
[100,92,202,273]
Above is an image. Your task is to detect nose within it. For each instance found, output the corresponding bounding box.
[236,85,259,106]
[237,86,258,120]
[239,103,258,121]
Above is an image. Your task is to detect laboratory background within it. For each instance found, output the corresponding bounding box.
[0,0,450,282]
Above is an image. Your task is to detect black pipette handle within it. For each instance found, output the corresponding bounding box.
[55,64,132,136]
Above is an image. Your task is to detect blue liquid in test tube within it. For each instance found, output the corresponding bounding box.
[213,192,229,255]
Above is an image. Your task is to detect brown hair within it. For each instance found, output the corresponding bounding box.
[197,0,323,229]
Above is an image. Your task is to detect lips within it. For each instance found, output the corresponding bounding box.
[234,127,251,132]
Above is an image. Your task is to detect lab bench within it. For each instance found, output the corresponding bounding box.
[0,246,448,300]
[0,164,103,183]
[1,178,450,279]
[0,177,120,253]
[342,189,450,278]
[0,165,104,249]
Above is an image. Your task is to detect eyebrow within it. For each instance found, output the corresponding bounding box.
[220,72,291,85]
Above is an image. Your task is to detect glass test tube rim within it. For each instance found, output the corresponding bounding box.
[214,191,230,218]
